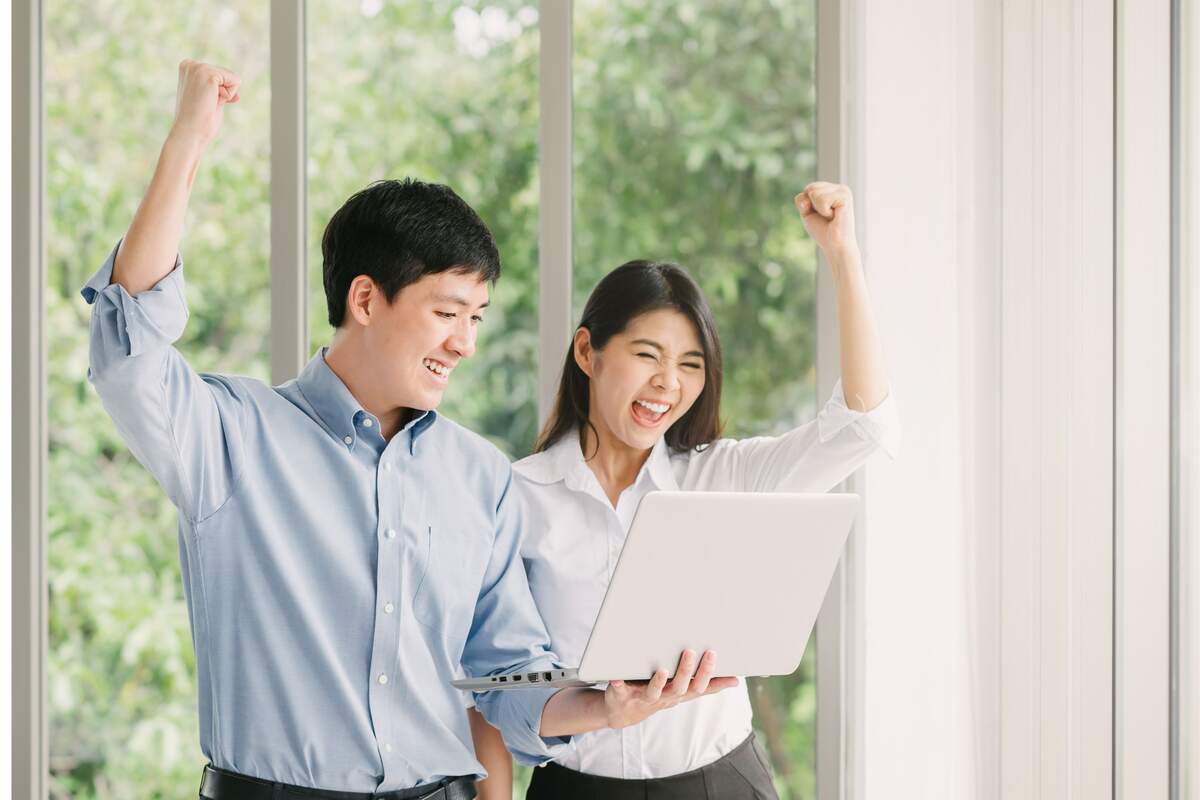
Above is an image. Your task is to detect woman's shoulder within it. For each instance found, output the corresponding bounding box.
[668,435,777,491]
[513,430,582,486]
[512,447,561,485]
[672,436,744,465]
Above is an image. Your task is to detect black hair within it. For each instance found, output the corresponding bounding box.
[535,260,724,456]
[321,178,500,327]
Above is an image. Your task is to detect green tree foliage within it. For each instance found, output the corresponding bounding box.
[47,1,817,797]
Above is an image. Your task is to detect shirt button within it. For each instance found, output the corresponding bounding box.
[384,602,394,614]
[378,674,389,685]
[343,435,353,445]
[385,743,393,753]
[385,528,397,539]
[363,418,374,428]
[383,462,392,472]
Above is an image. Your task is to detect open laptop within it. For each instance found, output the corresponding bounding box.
[452,490,859,692]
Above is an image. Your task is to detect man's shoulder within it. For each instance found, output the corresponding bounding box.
[428,414,512,472]
[192,371,306,423]
[194,370,271,402]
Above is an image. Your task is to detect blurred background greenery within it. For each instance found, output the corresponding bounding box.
[46,0,817,797]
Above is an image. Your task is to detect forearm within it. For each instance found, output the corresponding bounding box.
[112,130,206,295]
[828,247,889,411]
[469,708,514,800]
[538,687,608,737]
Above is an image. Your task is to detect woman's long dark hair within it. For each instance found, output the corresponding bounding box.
[534,260,724,455]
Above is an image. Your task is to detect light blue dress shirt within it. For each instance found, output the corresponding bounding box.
[82,242,568,792]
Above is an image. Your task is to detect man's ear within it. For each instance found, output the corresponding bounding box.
[345,275,377,327]
[573,327,596,378]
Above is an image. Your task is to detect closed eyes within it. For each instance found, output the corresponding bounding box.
[637,352,702,369]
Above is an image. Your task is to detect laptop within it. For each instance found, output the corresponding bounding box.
[452,491,859,692]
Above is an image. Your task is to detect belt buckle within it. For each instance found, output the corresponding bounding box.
[413,788,445,800]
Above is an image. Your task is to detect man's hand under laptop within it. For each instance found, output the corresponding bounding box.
[538,649,738,736]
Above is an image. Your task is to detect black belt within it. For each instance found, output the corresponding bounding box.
[199,765,477,800]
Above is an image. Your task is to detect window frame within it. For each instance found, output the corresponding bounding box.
[11,0,850,795]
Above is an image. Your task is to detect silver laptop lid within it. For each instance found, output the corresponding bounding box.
[576,491,858,683]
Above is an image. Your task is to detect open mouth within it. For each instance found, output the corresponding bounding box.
[631,398,672,426]
[423,358,453,382]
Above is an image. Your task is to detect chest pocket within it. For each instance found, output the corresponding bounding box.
[408,522,491,649]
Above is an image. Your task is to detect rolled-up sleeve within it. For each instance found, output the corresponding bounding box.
[82,241,246,522]
[464,468,571,766]
[691,380,900,494]
[815,379,901,460]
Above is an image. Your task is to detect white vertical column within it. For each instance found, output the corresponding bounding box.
[537,0,573,426]
[850,0,1005,796]
[12,1,48,798]
[853,0,979,795]
[270,0,308,383]
[1000,0,1114,797]
[1172,0,1200,793]
[956,0,1004,795]
[1114,0,1172,797]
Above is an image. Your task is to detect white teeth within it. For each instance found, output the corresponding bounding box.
[423,359,451,377]
[635,399,670,415]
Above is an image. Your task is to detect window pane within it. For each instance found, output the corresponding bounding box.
[45,2,270,796]
[573,1,819,796]
[307,0,540,458]
[1177,0,1200,792]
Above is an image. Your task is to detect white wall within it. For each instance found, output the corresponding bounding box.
[850,0,1119,797]
[852,0,996,796]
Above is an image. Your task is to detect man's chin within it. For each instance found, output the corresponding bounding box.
[412,389,446,413]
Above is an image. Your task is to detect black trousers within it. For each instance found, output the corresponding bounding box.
[526,734,779,800]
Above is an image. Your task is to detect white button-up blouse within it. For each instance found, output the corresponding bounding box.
[512,380,901,779]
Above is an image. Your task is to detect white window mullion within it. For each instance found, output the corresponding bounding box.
[13,0,48,798]
[537,0,573,427]
[816,0,855,797]
[270,0,308,383]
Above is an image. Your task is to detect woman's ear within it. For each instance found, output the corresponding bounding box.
[345,275,377,327]
[573,327,596,378]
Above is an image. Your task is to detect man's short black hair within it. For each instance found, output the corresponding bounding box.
[321,178,501,328]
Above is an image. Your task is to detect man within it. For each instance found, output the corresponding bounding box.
[83,60,734,800]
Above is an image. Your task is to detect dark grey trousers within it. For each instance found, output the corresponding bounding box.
[526,734,779,800]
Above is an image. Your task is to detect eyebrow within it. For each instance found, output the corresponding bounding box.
[432,292,490,310]
[630,338,705,359]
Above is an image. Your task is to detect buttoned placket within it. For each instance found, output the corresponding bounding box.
[609,475,655,778]
[364,419,410,783]
[566,448,659,779]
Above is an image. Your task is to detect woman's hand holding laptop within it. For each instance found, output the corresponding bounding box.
[538,648,737,736]
[603,648,738,728]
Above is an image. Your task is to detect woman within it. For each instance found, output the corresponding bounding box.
[470,182,899,799]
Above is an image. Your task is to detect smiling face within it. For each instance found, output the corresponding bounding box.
[577,308,708,452]
[354,268,491,412]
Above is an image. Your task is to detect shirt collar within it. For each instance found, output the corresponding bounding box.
[644,435,681,492]
[296,348,437,453]
[515,427,679,493]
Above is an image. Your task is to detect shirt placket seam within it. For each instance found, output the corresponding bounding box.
[372,452,404,785]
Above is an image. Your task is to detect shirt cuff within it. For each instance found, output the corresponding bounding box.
[816,379,901,459]
[80,240,189,357]
[472,685,571,767]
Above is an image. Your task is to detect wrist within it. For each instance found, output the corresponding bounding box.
[163,127,209,165]
[599,689,626,730]
[826,246,865,286]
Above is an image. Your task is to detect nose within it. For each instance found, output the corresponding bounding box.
[652,361,682,392]
[445,319,476,359]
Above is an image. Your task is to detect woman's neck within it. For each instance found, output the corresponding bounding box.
[580,418,653,507]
